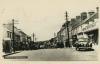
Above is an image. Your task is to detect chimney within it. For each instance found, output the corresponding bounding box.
[81,12,87,21]
[88,11,95,17]
[96,7,99,13]
[96,7,99,18]
[71,18,76,23]
[71,18,76,27]
[76,16,81,22]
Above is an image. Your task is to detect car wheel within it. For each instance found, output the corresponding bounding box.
[76,47,78,51]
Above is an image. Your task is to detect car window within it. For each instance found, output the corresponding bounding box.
[79,41,87,44]
[78,38,88,41]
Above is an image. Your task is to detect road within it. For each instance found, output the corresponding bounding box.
[4,48,97,61]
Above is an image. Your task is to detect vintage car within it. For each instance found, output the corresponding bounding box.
[75,38,92,51]
[40,44,45,49]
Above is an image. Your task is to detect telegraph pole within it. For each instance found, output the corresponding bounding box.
[33,32,35,42]
[54,32,56,45]
[12,19,15,52]
[65,11,70,47]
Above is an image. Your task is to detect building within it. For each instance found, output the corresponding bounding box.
[2,23,28,53]
[56,22,69,47]
[71,7,99,46]
[56,7,99,48]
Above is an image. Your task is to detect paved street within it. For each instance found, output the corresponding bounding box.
[4,48,97,61]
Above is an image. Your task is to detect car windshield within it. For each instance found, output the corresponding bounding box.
[79,41,87,44]
[78,38,88,42]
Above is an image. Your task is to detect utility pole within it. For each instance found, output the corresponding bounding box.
[35,37,37,42]
[65,11,70,47]
[96,7,99,18]
[3,19,18,53]
[12,19,15,52]
[33,32,35,42]
[54,32,56,45]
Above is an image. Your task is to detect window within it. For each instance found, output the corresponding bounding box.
[7,31,12,38]
[10,32,12,38]
[7,31,9,38]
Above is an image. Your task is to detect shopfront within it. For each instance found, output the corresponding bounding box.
[82,21,98,45]
[85,29,98,45]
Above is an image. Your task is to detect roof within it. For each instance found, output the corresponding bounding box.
[72,12,97,30]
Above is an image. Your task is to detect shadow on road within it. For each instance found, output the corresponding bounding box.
[3,51,21,59]
[77,49,94,52]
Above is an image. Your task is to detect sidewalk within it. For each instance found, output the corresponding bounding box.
[3,51,21,58]
[92,45,98,51]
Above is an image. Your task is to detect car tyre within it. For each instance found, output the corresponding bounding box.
[76,47,79,51]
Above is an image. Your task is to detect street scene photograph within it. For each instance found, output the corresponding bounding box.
[0,0,99,61]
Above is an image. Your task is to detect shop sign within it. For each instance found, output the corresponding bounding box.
[82,22,96,31]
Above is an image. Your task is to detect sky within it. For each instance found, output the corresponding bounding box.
[0,0,99,41]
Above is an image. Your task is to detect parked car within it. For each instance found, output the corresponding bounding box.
[75,38,93,51]
[40,45,45,49]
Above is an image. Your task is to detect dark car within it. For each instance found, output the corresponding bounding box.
[40,44,45,49]
[75,38,93,51]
